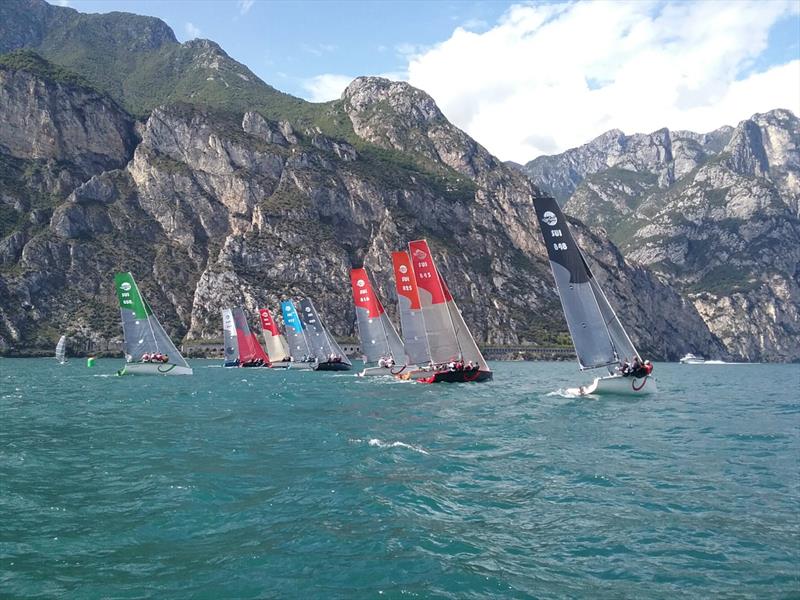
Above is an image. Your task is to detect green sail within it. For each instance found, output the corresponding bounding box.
[114,272,152,319]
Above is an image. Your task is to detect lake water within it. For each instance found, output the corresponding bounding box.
[1,359,798,598]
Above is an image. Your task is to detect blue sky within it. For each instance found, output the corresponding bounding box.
[62,1,800,161]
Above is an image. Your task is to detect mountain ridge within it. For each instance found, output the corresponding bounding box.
[0,0,778,362]
[515,109,800,361]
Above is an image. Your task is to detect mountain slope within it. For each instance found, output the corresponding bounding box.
[0,43,726,360]
[517,110,800,361]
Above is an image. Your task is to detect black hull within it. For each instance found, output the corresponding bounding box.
[315,361,352,372]
[422,369,493,383]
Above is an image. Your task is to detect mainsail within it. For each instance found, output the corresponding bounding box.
[221,308,239,365]
[408,240,461,364]
[392,251,431,365]
[113,272,190,368]
[55,335,66,364]
[533,196,640,370]
[232,307,270,364]
[259,308,291,361]
[350,267,406,364]
[298,298,352,365]
[439,275,490,371]
[281,300,312,359]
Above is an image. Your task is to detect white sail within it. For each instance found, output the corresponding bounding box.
[55,335,67,364]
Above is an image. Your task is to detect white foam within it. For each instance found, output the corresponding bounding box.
[367,438,429,455]
[547,388,584,399]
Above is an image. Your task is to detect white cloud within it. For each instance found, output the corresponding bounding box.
[184,22,201,39]
[405,1,800,162]
[238,0,255,15]
[53,0,70,6]
[302,74,355,103]
[301,43,338,57]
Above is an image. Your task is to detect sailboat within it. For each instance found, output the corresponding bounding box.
[223,307,271,368]
[258,308,292,368]
[55,335,67,364]
[392,250,433,377]
[114,272,193,375]
[350,267,410,376]
[280,300,316,369]
[298,298,352,371]
[400,240,492,383]
[532,197,656,395]
[221,308,240,367]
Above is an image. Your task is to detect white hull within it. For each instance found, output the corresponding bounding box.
[288,361,316,370]
[395,366,445,381]
[358,364,418,377]
[568,374,657,396]
[270,361,292,369]
[118,362,193,376]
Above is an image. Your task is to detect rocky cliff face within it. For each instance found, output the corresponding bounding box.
[517,110,800,361]
[0,55,726,360]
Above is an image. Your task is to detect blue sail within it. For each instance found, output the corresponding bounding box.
[281,300,311,359]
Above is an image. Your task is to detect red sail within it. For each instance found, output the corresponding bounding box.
[249,332,271,363]
[408,240,447,304]
[350,268,384,318]
[392,251,422,309]
[236,323,258,363]
[258,308,280,336]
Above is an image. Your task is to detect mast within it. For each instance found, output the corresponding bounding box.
[532,197,639,371]
[392,250,432,365]
[408,239,461,364]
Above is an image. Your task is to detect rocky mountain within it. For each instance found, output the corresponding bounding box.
[0,0,730,361]
[517,110,800,362]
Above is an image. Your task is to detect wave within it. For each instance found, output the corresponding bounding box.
[547,388,585,399]
[349,438,430,455]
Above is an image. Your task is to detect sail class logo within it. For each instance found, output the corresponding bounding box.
[413,249,427,260]
[542,211,558,226]
[399,265,408,274]
[357,279,365,287]
[120,282,131,291]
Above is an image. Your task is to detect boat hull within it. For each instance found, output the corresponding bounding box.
[358,364,418,377]
[315,361,352,371]
[118,362,193,376]
[569,374,657,396]
[288,361,316,370]
[270,361,292,369]
[402,368,492,383]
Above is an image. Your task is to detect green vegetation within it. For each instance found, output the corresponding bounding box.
[0,49,96,91]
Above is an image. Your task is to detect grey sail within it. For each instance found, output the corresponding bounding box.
[533,196,639,370]
[298,298,331,358]
[381,313,407,364]
[408,240,461,365]
[324,329,352,366]
[589,277,639,365]
[354,304,390,363]
[396,294,431,365]
[392,250,431,365]
[299,298,352,365]
[221,308,239,364]
[441,279,490,371]
[114,272,190,368]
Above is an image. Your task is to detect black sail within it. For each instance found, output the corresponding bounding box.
[533,197,639,370]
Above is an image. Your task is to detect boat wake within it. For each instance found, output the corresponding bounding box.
[547,388,589,399]
[349,437,429,455]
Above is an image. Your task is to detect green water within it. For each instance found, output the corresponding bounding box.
[1,359,798,598]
